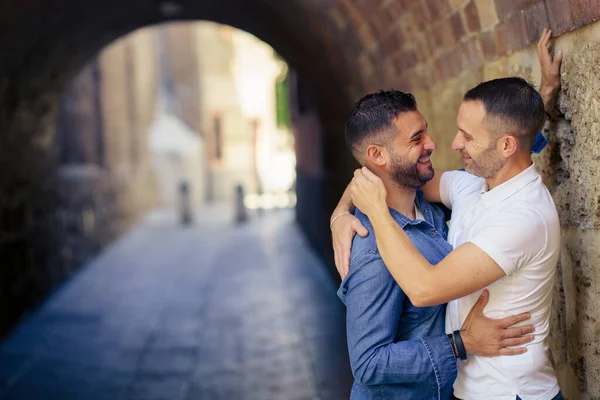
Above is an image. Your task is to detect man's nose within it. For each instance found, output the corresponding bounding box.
[451,133,464,151]
[424,135,436,152]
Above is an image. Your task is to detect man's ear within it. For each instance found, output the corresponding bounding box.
[501,134,518,157]
[365,144,388,167]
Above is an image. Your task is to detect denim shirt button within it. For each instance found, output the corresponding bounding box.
[423,210,427,214]
[430,231,436,237]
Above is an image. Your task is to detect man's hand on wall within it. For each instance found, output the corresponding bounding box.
[460,289,535,357]
[537,28,563,116]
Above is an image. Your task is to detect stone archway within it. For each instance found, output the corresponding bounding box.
[0,0,367,337]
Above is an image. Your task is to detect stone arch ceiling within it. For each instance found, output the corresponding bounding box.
[0,0,371,146]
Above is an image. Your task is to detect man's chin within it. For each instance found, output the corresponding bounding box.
[417,164,434,177]
[463,164,480,176]
[418,171,435,185]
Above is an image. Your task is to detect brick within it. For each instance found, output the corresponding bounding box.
[462,36,484,69]
[450,12,466,41]
[369,13,385,38]
[393,48,419,74]
[358,25,378,50]
[479,30,498,60]
[493,0,512,19]
[432,57,445,83]
[355,0,383,16]
[391,0,412,13]
[434,52,451,80]
[394,75,412,92]
[408,64,436,90]
[447,44,466,76]
[400,9,420,43]
[432,18,457,47]
[338,0,366,31]
[373,3,399,36]
[381,57,397,82]
[463,0,482,32]
[493,10,528,55]
[447,48,464,78]
[494,0,536,20]
[426,0,452,20]
[414,34,432,63]
[380,28,404,54]
[545,0,574,34]
[453,44,468,73]
[523,2,549,46]
[570,0,600,28]
[475,0,499,28]
[493,22,508,55]
[412,1,433,26]
[358,53,374,76]
[450,0,468,10]
[329,6,347,31]
[341,32,364,57]
[424,30,439,54]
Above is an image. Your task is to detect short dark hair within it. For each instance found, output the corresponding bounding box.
[345,90,417,161]
[463,77,546,150]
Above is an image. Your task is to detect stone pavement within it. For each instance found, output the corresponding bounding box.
[0,206,353,400]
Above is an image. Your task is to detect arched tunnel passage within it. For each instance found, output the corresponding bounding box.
[0,0,364,337]
[0,9,358,398]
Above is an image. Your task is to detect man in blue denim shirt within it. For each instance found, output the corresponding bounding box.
[335,90,534,400]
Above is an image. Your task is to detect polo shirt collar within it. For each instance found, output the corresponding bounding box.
[480,163,539,209]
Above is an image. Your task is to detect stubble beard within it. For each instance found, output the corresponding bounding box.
[389,151,434,189]
[465,146,505,179]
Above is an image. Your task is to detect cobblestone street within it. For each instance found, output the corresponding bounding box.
[0,206,352,400]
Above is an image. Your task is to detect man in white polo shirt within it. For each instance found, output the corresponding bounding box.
[334,30,564,400]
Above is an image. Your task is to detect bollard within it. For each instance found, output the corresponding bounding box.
[179,181,193,226]
[234,184,248,224]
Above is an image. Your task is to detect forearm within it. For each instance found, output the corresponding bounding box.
[540,84,560,116]
[370,210,435,304]
[352,335,457,386]
[331,183,355,223]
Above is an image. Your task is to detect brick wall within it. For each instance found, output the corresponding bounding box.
[327,0,600,94]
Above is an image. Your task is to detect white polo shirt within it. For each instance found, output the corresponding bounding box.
[440,164,560,400]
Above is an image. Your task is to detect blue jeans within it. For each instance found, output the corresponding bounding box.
[453,393,563,400]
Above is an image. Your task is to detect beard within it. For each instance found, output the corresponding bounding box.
[464,145,505,179]
[388,151,434,189]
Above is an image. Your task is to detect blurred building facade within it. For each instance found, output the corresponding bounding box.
[54,28,160,278]
[161,22,295,205]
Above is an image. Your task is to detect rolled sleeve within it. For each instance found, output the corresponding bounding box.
[341,251,457,390]
[421,335,459,399]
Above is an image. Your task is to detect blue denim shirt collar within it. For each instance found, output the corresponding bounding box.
[389,190,435,228]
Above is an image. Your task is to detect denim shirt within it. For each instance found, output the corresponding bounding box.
[338,191,457,400]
